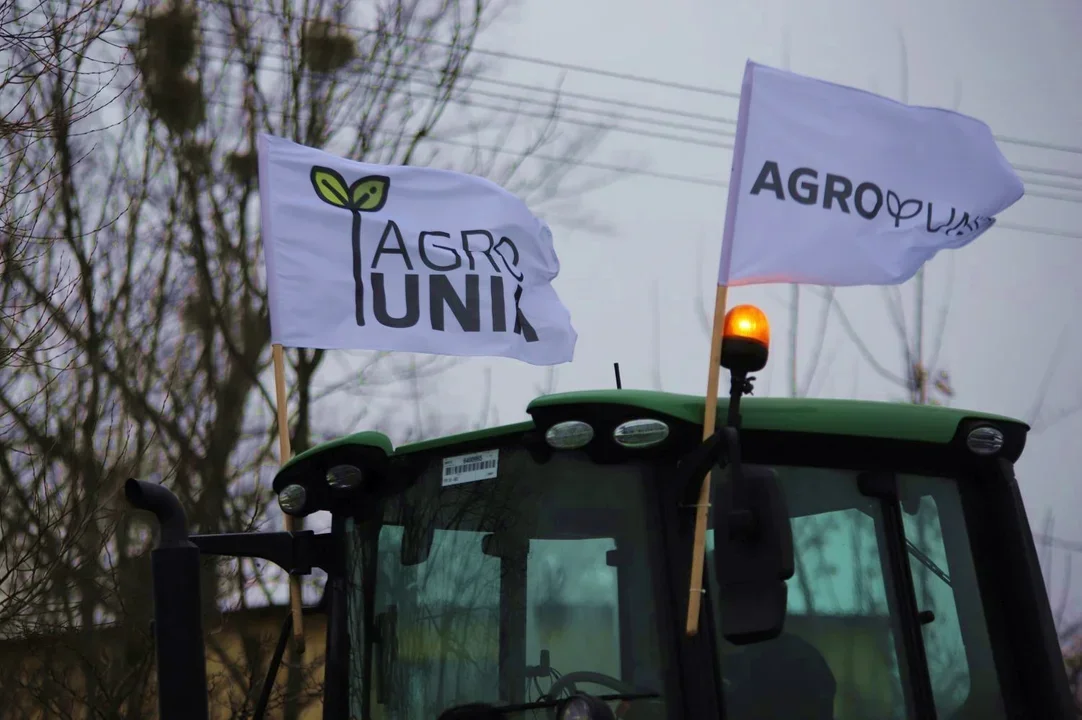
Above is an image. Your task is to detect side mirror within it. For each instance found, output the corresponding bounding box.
[711,463,794,645]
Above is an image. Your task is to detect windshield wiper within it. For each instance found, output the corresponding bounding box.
[858,506,952,587]
[905,539,952,586]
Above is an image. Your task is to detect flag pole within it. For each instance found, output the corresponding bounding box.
[685,59,753,635]
[273,343,307,652]
[686,282,729,635]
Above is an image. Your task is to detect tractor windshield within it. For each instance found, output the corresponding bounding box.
[343,443,669,719]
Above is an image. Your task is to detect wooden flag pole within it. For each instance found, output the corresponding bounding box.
[686,283,729,635]
[273,343,307,652]
[683,60,752,636]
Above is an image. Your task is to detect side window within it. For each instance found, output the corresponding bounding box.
[899,475,1006,719]
[711,468,1009,720]
[371,525,502,720]
[713,468,909,720]
[786,506,907,719]
[900,494,969,714]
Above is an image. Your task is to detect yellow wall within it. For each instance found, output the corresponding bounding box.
[788,615,898,719]
[1,606,330,720]
[4,606,900,719]
[205,608,328,719]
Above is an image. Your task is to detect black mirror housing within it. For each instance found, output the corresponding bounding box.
[711,463,795,645]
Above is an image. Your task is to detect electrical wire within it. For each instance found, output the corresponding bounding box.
[197,35,732,140]
[195,59,1082,210]
[199,96,1082,241]
[203,54,735,151]
[196,33,1082,197]
[192,1,1082,157]
[194,1,742,99]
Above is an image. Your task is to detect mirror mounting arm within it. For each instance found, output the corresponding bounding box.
[678,365,794,646]
[725,369,756,429]
[191,530,339,576]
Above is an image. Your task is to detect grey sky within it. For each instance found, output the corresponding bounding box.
[313,0,1082,616]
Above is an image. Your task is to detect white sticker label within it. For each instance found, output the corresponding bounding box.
[442,449,499,487]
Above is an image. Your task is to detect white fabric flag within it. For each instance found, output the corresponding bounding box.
[718,60,1025,287]
[257,133,576,365]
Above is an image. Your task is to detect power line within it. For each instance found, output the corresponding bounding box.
[194,1,1082,158]
[200,40,730,143]
[200,41,1082,200]
[442,71,737,127]
[1014,164,1082,182]
[198,33,732,134]
[205,96,729,187]
[198,1,742,100]
[999,222,1082,240]
[202,97,1082,241]
[200,43,735,151]
[1013,173,1082,193]
[999,136,1082,157]
[379,133,728,189]
[198,34,1082,195]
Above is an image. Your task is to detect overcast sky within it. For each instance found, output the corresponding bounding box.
[312,0,1082,616]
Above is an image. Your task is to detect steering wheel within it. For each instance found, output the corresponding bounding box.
[547,671,638,698]
[545,672,646,719]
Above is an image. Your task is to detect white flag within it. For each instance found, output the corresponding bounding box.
[718,60,1025,287]
[257,134,576,365]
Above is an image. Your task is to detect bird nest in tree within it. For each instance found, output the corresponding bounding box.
[301,19,356,74]
[133,4,205,135]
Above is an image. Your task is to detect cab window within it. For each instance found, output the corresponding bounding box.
[709,466,1006,720]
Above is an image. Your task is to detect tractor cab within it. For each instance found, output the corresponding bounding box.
[127,311,1076,720]
[129,391,1076,720]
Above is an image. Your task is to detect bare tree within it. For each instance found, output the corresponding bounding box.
[1,4,141,714]
[0,0,617,716]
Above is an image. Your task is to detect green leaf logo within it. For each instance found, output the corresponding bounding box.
[310,166,350,208]
[306,166,393,328]
[349,175,390,212]
[309,166,391,213]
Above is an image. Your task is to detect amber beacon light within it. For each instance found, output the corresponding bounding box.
[720,304,771,374]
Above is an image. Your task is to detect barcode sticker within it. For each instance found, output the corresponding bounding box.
[442,449,499,487]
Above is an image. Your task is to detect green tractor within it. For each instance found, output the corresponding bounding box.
[128,306,1075,720]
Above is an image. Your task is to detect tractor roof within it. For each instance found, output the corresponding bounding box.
[280,390,1027,471]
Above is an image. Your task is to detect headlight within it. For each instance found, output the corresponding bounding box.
[326,464,364,489]
[966,425,1004,456]
[612,418,670,448]
[277,483,308,515]
[545,420,595,450]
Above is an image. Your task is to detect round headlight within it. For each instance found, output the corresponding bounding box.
[327,464,364,489]
[278,484,308,515]
[545,420,595,450]
[966,425,1004,456]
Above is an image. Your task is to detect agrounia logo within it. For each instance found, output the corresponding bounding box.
[309,165,538,341]
[748,160,995,238]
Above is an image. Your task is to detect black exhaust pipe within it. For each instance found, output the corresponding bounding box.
[126,479,209,720]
